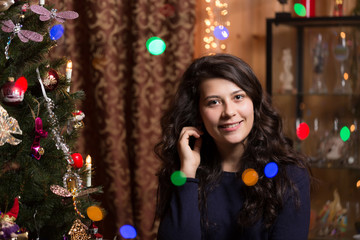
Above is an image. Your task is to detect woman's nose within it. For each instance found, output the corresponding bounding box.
[222,102,236,118]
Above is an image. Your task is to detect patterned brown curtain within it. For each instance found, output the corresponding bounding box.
[51,0,196,239]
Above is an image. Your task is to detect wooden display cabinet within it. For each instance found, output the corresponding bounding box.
[266,16,360,240]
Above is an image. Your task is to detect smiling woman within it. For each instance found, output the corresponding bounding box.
[199,78,254,165]
[155,53,312,240]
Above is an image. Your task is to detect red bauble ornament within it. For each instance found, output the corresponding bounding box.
[42,69,59,91]
[71,153,84,168]
[0,77,28,105]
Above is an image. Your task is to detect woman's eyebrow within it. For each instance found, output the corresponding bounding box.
[203,95,220,100]
[232,90,245,94]
[203,90,245,100]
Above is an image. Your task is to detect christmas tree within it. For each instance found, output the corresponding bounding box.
[0,1,101,239]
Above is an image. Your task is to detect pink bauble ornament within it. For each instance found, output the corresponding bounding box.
[42,69,59,91]
[71,153,84,168]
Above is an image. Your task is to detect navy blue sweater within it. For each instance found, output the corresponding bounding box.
[157,165,310,240]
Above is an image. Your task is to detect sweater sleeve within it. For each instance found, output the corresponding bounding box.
[157,178,202,240]
[270,166,311,240]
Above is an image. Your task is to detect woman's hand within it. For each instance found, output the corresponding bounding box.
[177,127,203,178]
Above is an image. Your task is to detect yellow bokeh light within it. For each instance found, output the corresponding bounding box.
[204,0,230,52]
[357,180,360,188]
[87,206,104,221]
[350,124,355,132]
[221,10,228,16]
[300,102,306,110]
[344,72,349,80]
[242,169,259,186]
[340,31,346,39]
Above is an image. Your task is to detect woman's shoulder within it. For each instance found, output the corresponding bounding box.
[284,164,310,187]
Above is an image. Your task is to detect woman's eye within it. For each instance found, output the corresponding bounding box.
[234,95,244,100]
[207,100,219,106]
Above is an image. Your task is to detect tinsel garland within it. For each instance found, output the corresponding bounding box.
[36,67,74,165]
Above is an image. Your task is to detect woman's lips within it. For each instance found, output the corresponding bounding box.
[219,121,242,131]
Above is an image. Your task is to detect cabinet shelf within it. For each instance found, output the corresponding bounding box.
[310,162,360,171]
[272,93,359,97]
[269,16,360,28]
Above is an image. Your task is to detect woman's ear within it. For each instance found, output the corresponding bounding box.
[196,118,203,130]
[197,122,205,132]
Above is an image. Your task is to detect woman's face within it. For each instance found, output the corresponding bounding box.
[199,78,254,148]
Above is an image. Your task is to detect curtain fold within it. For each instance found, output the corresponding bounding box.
[51,0,196,238]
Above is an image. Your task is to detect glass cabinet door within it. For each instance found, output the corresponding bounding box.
[266,16,360,240]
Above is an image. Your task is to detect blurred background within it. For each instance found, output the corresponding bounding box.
[47,0,360,239]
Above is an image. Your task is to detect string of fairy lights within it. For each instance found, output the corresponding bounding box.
[203,0,230,52]
[145,1,230,56]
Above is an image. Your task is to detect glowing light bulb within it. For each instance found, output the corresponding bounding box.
[146,37,166,55]
[242,168,258,186]
[350,124,355,132]
[294,3,306,17]
[170,171,186,186]
[296,122,310,140]
[214,25,229,40]
[264,162,278,178]
[221,10,228,16]
[49,24,64,40]
[340,126,350,142]
[120,225,137,239]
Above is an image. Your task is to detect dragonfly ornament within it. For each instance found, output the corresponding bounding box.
[30,5,79,23]
[1,20,43,59]
[50,183,100,218]
[50,184,100,198]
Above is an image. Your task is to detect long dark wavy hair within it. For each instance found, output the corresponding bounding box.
[154,53,310,229]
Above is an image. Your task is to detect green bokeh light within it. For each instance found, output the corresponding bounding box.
[340,126,350,142]
[170,171,187,186]
[294,3,306,17]
[146,37,166,55]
